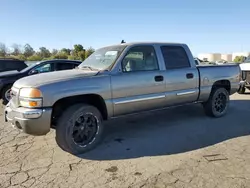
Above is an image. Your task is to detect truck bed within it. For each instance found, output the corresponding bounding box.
[196,63,240,101]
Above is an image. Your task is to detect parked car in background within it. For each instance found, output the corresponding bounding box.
[238,57,250,94]
[0,59,81,104]
[0,58,28,72]
[4,42,241,155]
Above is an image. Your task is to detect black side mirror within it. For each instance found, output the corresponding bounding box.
[29,70,39,75]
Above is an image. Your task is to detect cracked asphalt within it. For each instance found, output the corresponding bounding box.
[0,92,250,188]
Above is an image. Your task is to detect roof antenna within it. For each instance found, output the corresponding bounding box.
[121,40,126,44]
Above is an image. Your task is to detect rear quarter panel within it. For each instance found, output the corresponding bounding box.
[197,64,240,101]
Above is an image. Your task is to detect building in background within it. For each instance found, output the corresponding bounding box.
[197,53,221,62]
[198,52,250,62]
[221,54,233,62]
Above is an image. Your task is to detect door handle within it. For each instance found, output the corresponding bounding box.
[155,75,164,82]
[186,73,194,79]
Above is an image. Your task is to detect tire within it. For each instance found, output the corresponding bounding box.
[1,85,12,105]
[55,103,104,155]
[237,86,245,94]
[202,87,229,118]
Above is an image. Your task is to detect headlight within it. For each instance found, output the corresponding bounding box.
[19,88,43,108]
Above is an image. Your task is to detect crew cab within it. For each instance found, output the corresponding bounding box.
[5,42,241,154]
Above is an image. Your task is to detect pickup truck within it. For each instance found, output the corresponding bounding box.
[5,42,241,155]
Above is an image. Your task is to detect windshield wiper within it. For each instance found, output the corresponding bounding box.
[80,66,99,71]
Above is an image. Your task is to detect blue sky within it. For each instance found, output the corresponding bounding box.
[1,0,249,56]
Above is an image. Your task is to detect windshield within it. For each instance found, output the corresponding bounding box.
[244,57,250,63]
[78,45,127,71]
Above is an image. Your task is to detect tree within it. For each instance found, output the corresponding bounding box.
[51,49,58,56]
[27,54,42,61]
[85,47,95,59]
[0,43,7,57]
[10,43,21,56]
[52,52,68,59]
[60,48,71,55]
[73,44,84,53]
[234,56,246,63]
[23,44,35,57]
[78,51,85,61]
[71,44,85,60]
[38,47,51,59]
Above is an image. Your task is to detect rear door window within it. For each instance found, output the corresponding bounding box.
[2,60,26,70]
[160,46,191,69]
[55,62,75,71]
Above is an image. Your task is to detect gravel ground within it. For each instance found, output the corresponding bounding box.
[0,92,250,188]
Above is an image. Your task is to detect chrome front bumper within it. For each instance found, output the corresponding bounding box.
[4,104,52,136]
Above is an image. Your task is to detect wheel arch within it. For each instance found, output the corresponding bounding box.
[211,80,231,94]
[51,93,108,127]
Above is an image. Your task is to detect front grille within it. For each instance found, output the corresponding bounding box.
[242,71,250,83]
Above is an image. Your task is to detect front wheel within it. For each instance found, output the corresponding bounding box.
[55,104,104,155]
[202,87,229,118]
[1,85,12,105]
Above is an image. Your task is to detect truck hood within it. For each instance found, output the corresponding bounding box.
[0,70,20,78]
[14,69,99,88]
[239,63,250,71]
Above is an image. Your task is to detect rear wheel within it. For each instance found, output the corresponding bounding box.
[1,85,12,105]
[55,104,104,154]
[203,87,229,118]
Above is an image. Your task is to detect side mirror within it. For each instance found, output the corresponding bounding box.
[29,70,39,75]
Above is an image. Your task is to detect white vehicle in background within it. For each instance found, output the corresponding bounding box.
[215,60,227,65]
[238,57,250,94]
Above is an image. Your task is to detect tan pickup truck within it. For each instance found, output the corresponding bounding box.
[5,42,241,154]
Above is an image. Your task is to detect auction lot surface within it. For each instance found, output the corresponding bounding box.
[1,93,250,188]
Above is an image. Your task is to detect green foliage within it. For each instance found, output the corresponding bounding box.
[0,42,95,61]
[11,44,21,56]
[51,49,58,56]
[85,47,95,59]
[60,48,71,55]
[0,43,7,57]
[15,54,26,61]
[27,55,43,61]
[23,44,35,57]
[38,47,51,59]
[234,56,246,63]
[52,52,68,59]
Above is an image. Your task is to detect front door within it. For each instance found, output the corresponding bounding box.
[111,45,166,116]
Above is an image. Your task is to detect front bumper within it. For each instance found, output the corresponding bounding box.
[4,104,52,136]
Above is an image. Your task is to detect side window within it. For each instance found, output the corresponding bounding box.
[160,46,190,69]
[122,46,159,72]
[55,63,74,71]
[33,63,52,73]
[5,61,22,69]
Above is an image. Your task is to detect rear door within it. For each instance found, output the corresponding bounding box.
[159,45,199,106]
[111,45,167,116]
